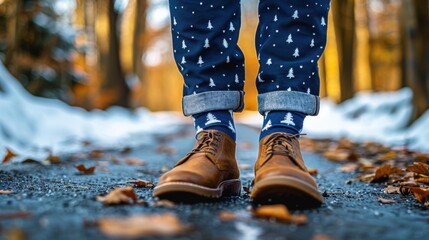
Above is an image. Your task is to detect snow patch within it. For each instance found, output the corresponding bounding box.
[0,63,185,162]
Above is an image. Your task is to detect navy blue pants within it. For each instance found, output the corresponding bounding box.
[169,0,330,117]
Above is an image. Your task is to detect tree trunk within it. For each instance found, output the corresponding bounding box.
[331,0,356,102]
[95,0,129,108]
[401,0,429,123]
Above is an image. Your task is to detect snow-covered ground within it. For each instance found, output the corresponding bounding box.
[1,61,429,163]
[238,88,429,152]
[0,63,186,162]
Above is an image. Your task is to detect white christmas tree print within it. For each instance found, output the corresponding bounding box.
[274,14,278,22]
[204,38,210,48]
[209,78,216,87]
[262,120,272,131]
[197,56,204,66]
[292,10,299,19]
[286,34,293,43]
[229,22,235,31]
[280,112,296,126]
[266,58,272,66]
[196,125,203,134]
[223,39,229,48]
[226,56,230,63]
[182,40,187,49]
[264,111,270,119]
[321,17,326,26]
[293,48,300,58]
[257,72,265,82]
[173,17,177,26]
[228,121,236,133]
[207,20,213,29]
[287,87,292,91]
[205,113,221,125]
[307,88,311,94]
[235,74,239,83]
[181,56,186,64]
[287,68,295,79]
[310,39,315,47]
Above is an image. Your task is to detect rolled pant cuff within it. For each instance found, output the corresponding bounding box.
[258,91,320,116]
[182,91,244,116]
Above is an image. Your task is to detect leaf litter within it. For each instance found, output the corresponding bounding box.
[301,137,429,206]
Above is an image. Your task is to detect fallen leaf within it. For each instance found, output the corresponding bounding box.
[308,168,318,175]
[6,227,26,240]
[89,149,104,159]
[218,211,237,221]
[124,157,146,166]
[129,179,154,188]
[323,149,358,162]
[371,165,403,182]
[414,176,429,184]
[243,186,251,194]
[152,200,175,208]
[0,211,31,219]
[312,234,335,240]
[0,190,14,194]
[252,204,307,224]
[410,187,429,206]
[237,141,253,150]
[47,154,61,163]
[98,213,188,238]
[96,186,137,205]
[239,164,252,170]
[377,151,397,161]
[75,164,96,174]
[339,163,359,172]
[156,146,177,154]
[415,153,429,163]
[406,162,429,177]
[377,196,398,204]
[2,148,17,164]
[384,186,400,194]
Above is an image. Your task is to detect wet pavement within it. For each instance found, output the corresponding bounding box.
[1,124,428,240]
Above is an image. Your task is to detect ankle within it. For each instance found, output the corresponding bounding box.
[192,110,236,141]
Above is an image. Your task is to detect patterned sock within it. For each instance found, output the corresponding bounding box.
[192,110,236,141]
[259,111,305,140]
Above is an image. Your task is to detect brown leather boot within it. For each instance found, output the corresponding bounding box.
[153,130,241,201]
[251,132,323,208]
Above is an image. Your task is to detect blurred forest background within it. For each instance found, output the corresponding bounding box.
[0,0,428,123]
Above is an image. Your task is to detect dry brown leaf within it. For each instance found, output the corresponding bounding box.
[218,211,237,221]
[98,213,187,238]
[152,200,176,208]
[312,234,335,240]
[0,190,14,194]
[406,162,429,176]
[2,148,17,164]
[323,149,358,162]
[75,164,96,174]
[377,196,398,204]
[384,186,400,194]
[415,176,429,184]
[252,204,307,225]
[239,164,252,170]
[243,186,251,194]
[308,168,318,175]
[47,154,61,163]
[0,211,31,219]
[237,141,253,150]
[415,153,429,163]
[339,163,359,172]
[410,187,429,206]
[96,186,137,205]
[156,146,177,154]
[377,151,397,161]
[89,149,104,158]
[124,157,146,166]
[129,179,154,188]
[371,165,403,182]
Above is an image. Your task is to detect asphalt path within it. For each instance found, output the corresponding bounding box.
[1,124,428,240]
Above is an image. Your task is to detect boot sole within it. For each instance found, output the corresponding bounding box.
[153,179,241,202]
[251,176,324,209]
